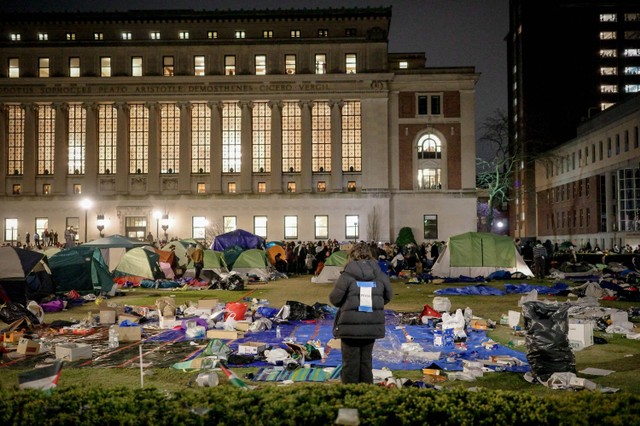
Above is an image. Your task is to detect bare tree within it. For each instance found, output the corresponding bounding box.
[476,109,516,232]
[204,220,225,249]
[367,206,380,242]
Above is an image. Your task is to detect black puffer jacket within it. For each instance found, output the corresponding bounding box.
[329,259,393,339]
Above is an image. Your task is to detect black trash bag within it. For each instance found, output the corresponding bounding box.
[285,300,318,320]
[0,301,41,325]
[218,273,245,291]
[522,301,575,382]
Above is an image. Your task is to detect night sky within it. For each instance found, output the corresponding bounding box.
[1,0,508,159]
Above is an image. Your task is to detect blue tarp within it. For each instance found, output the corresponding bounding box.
[435,285,506,296]
[211,229,265,252]
[504,282,569,295]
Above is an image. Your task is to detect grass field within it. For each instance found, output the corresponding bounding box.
[2,274,639,395]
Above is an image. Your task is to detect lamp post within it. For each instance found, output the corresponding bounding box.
[153,211,162,244]
[80,198,92,243]
[96,214,105,238]
[161,213,169,242]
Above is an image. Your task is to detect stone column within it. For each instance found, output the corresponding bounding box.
[240,101,253,193]
[115,103,129,194]
[146,102,159,194]
[209,101,223,194]
[178,101,192,194]
[268,100,283,193]
[22,104,37,195]
[300,100,312,192]
[330,100,343,192]
[83,102,98,194]
[53,103,68,195]
[0,104,6,195]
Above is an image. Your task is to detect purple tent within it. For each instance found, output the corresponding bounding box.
[211,229,265,252]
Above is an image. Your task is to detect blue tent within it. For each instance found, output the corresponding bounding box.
[211,229,265,252]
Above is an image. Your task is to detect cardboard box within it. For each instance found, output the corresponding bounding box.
[206,329,244,340]
[3,331,24,343]
[118,313,141,324]
[238,342,267,355]
[568,322,593,350]
[17,338,40,355]
[159,316,181,329]
[100,308,118,324]
[198,299,219,309]
[235,320,252,332]
[55,342,92,361]
[117,326,142,342]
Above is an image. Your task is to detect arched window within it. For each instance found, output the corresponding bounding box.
[417,134,441,159]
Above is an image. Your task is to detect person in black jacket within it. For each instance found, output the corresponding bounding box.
[329,241,393,384]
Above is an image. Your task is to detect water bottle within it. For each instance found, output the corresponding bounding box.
[276,325,281,339]
[108,325,119,348]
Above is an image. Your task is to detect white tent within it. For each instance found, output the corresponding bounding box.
[312,250,349,283]
[430,232,533,278]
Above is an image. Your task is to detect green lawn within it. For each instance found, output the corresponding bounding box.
[2,275,638,395]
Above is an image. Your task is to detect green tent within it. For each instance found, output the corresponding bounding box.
[313,250,349,283]
[231,249,270,281]
[431,232,533,277]
[48,246,114,294]
[113,247,164,280]
[324,250,348,266]
[184,249,229,279]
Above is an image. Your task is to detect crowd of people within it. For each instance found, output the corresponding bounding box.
[5,227,80,250]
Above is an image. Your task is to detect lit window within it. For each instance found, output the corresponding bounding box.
[101,57,111,77]
[179,31,189,40]
[315,54,326,74]
[283,216,298,239]
[122,32,132,40]
[235,30,245,39]
[345,215,359,239]
[207,31,217,39]
[600,49,617,57]
[222,102,241,173]
[417,134,442,159]
[625,84,640,93]
[73,184,82,194]
[626,66,640,75]
[312,101,331,172]
[225,55,236,75]
[290,30,300,38]
[347,181,356,192]
[38,33,48,41]
[66,32,76,41]
[318,29,328,37]
[258,182,267,193]
[600,31,616,40]
[600,67,617,75]
[160,103,180,174]
[132,56,143,76]
[12,184,21,195]
[418,168,442,189]
[10,33,20,41]
[223,216,237,233]
[255,55,266,75]
[192,216,207,240]
[98,104,117,175]
[263,30,273,38]
[163,56,174,76]
[345,53,357,74]
[317,181,326,192]
[252,102,271,173]
[37,105,55,175]
[315,215,328,239]
[194,56,205,76]
[600,84,617,93]
[150,31,160,40]
[191,103,211,174]
[94,32,103,40]
[424,215,438,239]
[69,57,80,77]
[285,54,296,74]
[625,31,640,40]
[129,104,149,174]
[5,218,18,242]
[197,183,206,194]
[39,58,50,78]
[600,13,616,22]
[417,94,442,115]
[287,182,296,192]
[623,48,640,57]
[8,105,25,175]
[341,101,361,172]
[254,216,267,238]
[625,13,640,21]
[68,105,86,174]
[9,58,19,78]
[282,102,301,173]
[399,61,408,69]
[43,184,51,195]
[228,182,237,193]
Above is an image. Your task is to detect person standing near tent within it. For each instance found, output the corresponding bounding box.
[329,241,393,384]
[533,240,547,280]
[190,244,204,280]
[33,231,40,249]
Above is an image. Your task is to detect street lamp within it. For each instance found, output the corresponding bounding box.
[96,214,105,238]
[161,213,169,242]
[80,198,93,243]
[153,210,162,244]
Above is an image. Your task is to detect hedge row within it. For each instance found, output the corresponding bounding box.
[1,385,638,426]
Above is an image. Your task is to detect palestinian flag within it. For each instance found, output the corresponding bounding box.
[18,360,63,390]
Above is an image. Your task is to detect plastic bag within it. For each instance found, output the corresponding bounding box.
[285,300,317,320]
[0,301,40,325]
[522,301,575,382]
